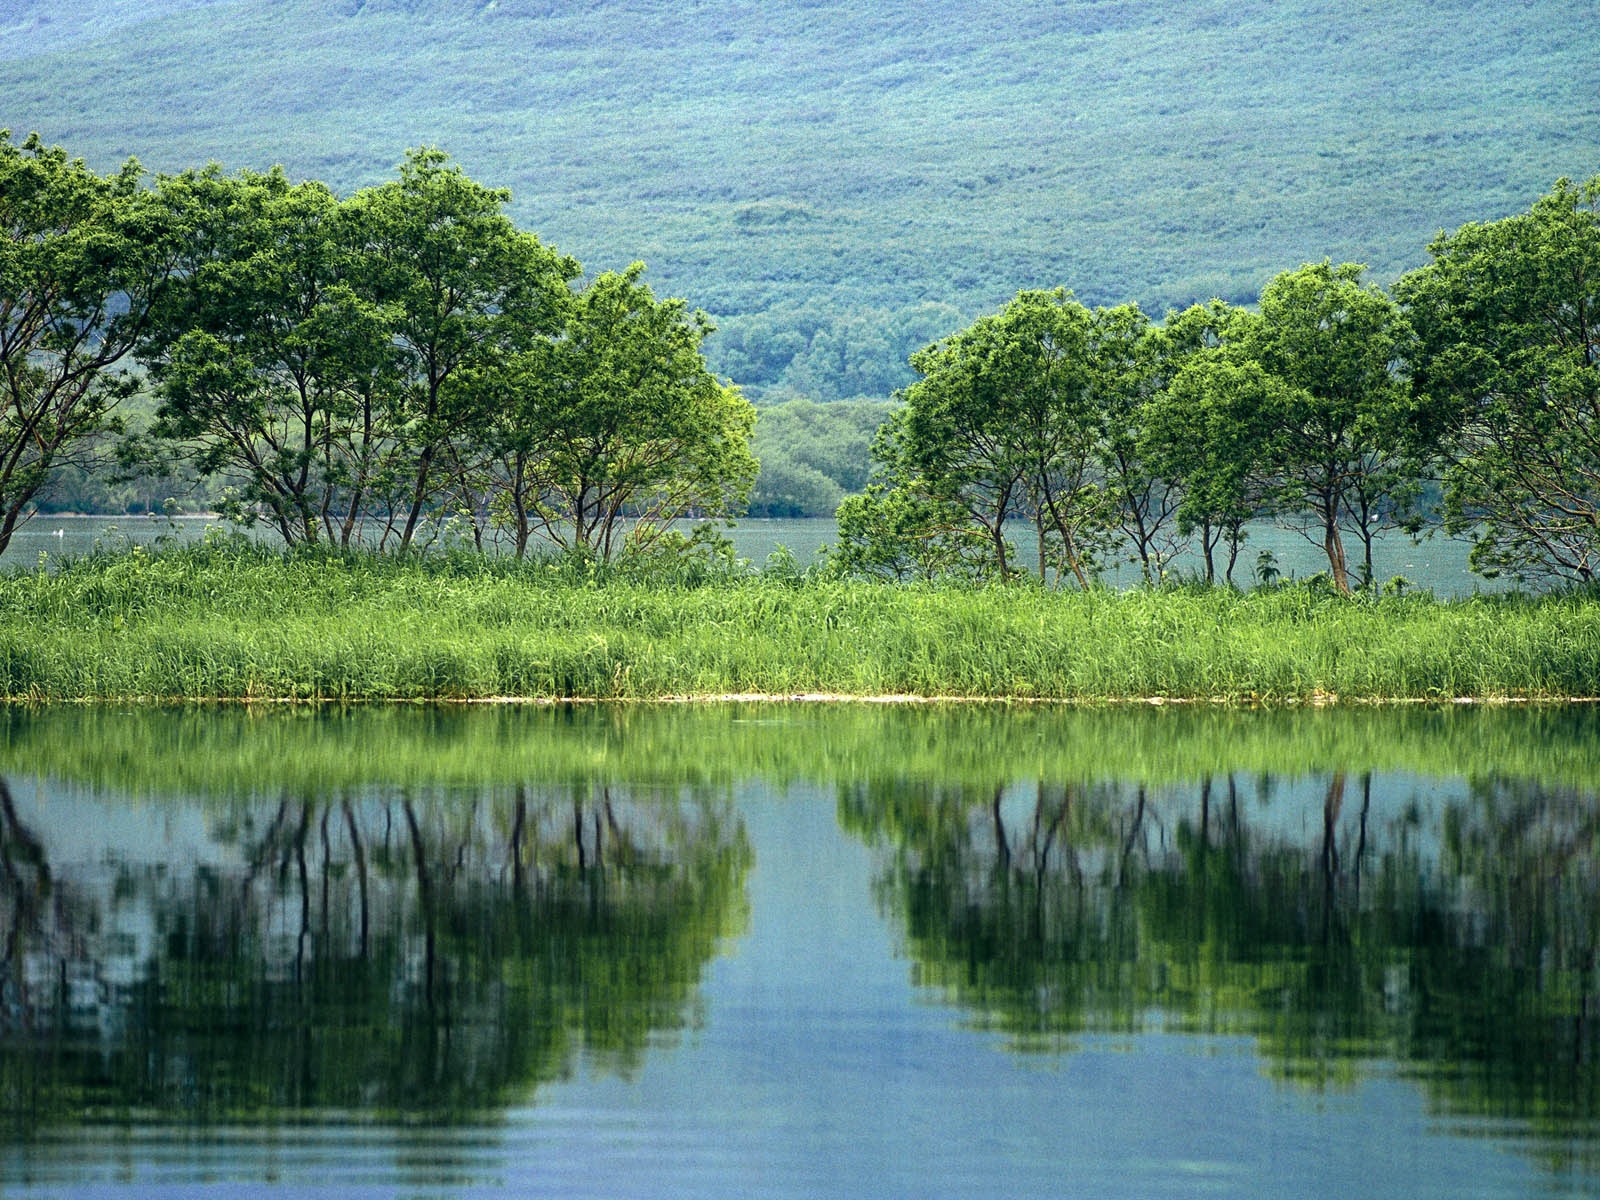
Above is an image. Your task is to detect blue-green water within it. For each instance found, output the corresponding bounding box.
[3,515,839,572]
[6,514,1496,596]
[1,704,1595,1197]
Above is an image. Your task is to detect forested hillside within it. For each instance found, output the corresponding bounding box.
[4,0,1594,403]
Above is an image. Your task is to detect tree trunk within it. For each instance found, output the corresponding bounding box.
[1323,511,1351,594]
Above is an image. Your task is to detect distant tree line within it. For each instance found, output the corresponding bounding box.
[0,133,755,560]
[833,175,1600,591]
[746,397,894,517]
[711,301,967,405]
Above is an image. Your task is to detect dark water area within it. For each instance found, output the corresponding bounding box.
[1,704,1596,1197]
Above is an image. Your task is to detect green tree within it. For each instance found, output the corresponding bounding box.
[1146,354,1281,585]
[900,289,1114,585]
[780,309,899,400]
[746,397,892,517]
[1397,175,1600,584]
[493,263,757,560]
[1140,301,1269,585]
[1245,261,1419,593]
[1091,303,1184,583]
[747,449,845,518]
[140,166,394,545]
[826,408,991,581]
[710,301,963,404]
[0,132,173,557]
[344,148,577,551]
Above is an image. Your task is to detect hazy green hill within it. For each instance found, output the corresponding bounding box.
[0,0,230,59]
[3,0,1596,400]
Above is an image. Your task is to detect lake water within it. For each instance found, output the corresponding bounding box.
[4,515,1498,596]
[1,703,1596,1198]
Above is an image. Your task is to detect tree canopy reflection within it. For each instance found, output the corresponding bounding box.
[841,770,1600,1157]
[0,779,749,1131]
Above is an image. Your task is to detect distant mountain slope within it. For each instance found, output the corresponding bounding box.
[3,0,1596,398]
[0,0,232,60]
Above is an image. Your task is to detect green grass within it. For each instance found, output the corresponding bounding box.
[3,542,1599,703]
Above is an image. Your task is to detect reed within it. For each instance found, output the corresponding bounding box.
[2,543,1598,703]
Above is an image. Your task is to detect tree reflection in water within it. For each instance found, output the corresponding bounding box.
[842,770,1600,1167]
[0,779,750,1131]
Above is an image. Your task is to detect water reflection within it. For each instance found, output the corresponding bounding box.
[0,777,750,1132]
[2,702,1599,1196]
[842,770,1600,1163]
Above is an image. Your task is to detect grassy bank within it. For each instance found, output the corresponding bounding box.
[2,543,1599,702]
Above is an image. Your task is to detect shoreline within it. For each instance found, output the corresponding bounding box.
[7,692,1600,707]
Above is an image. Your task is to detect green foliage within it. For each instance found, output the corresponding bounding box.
[1398,175,1600,585]
[3,5,1597,577]
[868,269,1426,595]
[841,292,1188,587]
[1,1,1592,398]
[747,397,894,517]
[897,289,1115,584]
[1140,305,1270,584]
[825,406,1002,582]
[503,263,756,559]
[1089,303,1183,581]
[829,479,991,583]
[139,163,382,542]
[0,132,172,554]
[1244,261,1422,592]
[121,151,753,563]
[1140,269,1425,594]
[714,301,966,403]
[342,147,579,550]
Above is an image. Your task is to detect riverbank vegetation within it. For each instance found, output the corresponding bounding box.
[839,178,1600,593]
[2,543,1597,703]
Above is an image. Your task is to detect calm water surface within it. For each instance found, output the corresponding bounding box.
[4,517,837,575]
[1,704,1595,1198]
[7,515,1495,596]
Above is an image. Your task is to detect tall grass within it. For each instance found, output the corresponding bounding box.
[2,543,1598,702]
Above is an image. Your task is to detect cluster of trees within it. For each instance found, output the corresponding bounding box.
[0,133,756,559]
[746,397,895,517]
[7,123,1597,590]
[712,301,966,403]
[835,175,1600,591]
